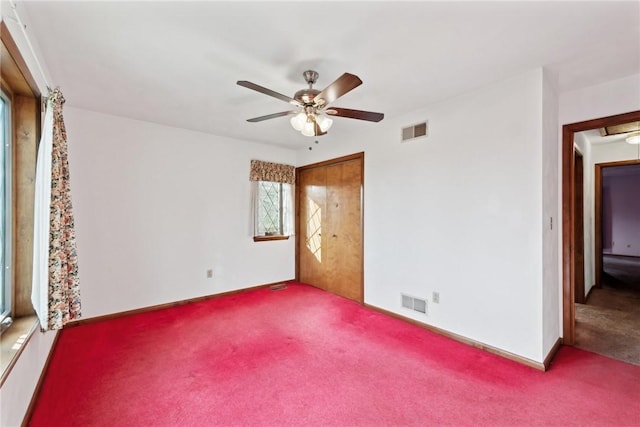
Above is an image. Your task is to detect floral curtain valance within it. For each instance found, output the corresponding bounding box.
[250,160,295,184]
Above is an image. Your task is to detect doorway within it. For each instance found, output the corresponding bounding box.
[575,160,640,365]
[595,160,640,289]
[562,110,640,345]
[295,153,364,303]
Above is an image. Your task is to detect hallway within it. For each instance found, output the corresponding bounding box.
[575,282,640,366]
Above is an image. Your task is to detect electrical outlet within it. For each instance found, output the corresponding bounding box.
[206,269,213,278]
[432,291,440,304]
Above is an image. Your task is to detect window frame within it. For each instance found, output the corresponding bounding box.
[253,180,291,242]
[0,89,12,328]
[0,21,42,386]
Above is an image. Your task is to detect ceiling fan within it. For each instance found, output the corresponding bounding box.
[237,70,384,137]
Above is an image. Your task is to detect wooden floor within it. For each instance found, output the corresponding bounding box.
[575,255,640,366]
[602,254,640,290]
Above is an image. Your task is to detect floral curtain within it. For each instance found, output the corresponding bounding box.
[250,160,295,184]
[32,88,81,331]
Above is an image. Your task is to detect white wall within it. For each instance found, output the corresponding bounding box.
[574,132,595,297]
[592,140,640,164]
[542,71,560,357]
[65,107,297,319]
[298,69,547,362]
[559,73,640,126]
[0,331,57,427]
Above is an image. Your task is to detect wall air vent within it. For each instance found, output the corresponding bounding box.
[401,293,428,315]
[270,283,288,291]
[401,121,428,142]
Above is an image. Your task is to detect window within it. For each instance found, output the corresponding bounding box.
[250,160,295,241]
[256,181,292,237]
[0,91,11,332]
[1,24,42,384]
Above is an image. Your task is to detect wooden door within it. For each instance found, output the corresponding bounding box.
[297,153,363,303]
[298,165,328,290]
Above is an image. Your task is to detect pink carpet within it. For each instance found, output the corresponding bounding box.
[29,283,640,426]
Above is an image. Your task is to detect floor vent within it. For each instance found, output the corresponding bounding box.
[401,121,428,142]
[401,293,427,314]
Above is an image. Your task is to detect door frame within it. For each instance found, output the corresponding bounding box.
[594,159,640,287]
[295,152,365,303]
[561,110,640,344]
[573,149,585,304]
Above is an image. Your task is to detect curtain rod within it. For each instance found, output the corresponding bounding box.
[7,0,51,91]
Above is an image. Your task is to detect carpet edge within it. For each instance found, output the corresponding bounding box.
[364,302,547,371]
[65,279,296,328]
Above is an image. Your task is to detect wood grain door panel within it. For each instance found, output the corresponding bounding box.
[326,160,362,301]
[297,153,364,303]
[298,166,328,291]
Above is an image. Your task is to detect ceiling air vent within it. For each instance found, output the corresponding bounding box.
[401,121,428,142]
[401,293,428,315]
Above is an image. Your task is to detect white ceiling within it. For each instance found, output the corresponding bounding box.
[581,129,634,146]
[19,1,640,149]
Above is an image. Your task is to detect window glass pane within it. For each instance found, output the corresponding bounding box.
[0,93,9,318]
[257,181,282,235]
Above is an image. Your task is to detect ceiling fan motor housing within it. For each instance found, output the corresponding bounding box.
[294,88,320,105]
[294,70,321,105]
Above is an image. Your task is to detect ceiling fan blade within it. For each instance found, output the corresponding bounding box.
[246,111,299,122]
[237,80,302,107]
[327,107,384,122]
[314,73,362,107]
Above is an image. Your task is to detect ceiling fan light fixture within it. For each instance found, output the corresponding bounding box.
[290,112,306,131]
[626,131,640,144]
[301,118,316,137]
[316,115,333,133]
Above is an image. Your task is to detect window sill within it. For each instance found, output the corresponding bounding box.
[253,235,290,242]
[0,315,38,387]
